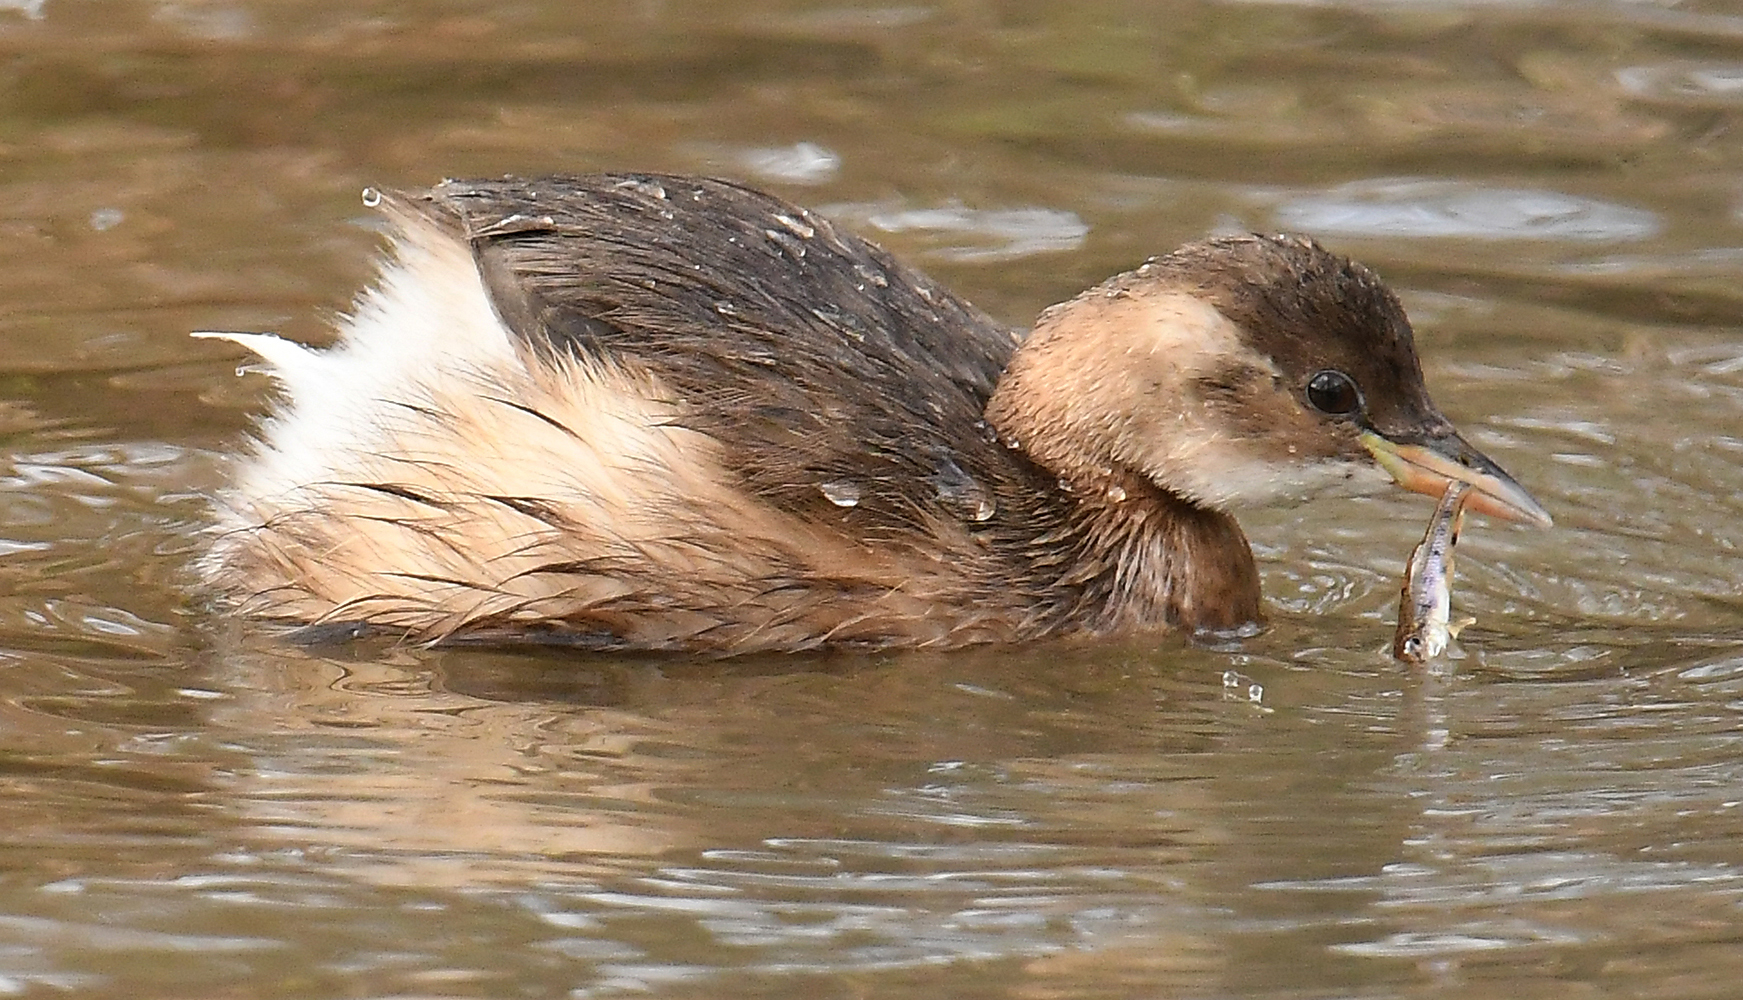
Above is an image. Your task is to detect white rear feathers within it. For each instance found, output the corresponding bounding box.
[197,213,961,647]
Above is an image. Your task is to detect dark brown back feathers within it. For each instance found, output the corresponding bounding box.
[423,174,1028,538]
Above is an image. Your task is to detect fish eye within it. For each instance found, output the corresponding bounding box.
[1305,369,1362,417]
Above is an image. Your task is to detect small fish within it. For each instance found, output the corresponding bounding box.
[1393,481,1476,663]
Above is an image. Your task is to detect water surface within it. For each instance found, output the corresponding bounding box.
[4,1,1743,996]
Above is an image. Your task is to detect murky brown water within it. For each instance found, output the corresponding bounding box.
[5,0,1743,996]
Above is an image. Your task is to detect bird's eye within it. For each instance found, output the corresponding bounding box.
[1305,369,1362,417]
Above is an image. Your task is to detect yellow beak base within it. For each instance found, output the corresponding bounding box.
[1361,430,1552,528]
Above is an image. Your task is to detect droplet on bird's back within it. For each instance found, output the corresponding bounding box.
[820,481,861,508]
[773,213,815,239]
[932,459,997,522]
[614,178,667,200]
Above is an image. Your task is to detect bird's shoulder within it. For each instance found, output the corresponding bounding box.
[417,173,1034,533]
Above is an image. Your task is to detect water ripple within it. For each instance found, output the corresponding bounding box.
[1617,62,1743,106]
[1274,179,1661,241]
[821,200,1088,262]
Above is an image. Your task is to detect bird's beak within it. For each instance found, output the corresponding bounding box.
[1360,429,1553,528]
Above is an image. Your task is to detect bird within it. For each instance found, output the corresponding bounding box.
[195,172,1551,653]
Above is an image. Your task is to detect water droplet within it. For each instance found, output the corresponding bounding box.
[713,300,740,317]
[931,459,997,522]
[614,178,667,200]
[361,187,383,208]
[820,481,861,508]
[1105,484,1128,503]
[765,229,808,259]
[773,213,815,239]
[1222,670,1264,703]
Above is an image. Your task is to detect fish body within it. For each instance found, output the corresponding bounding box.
[1393,482,1474,663]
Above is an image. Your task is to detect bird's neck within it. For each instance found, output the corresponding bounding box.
[1000,463,1262,637]
[985,307,1265,634]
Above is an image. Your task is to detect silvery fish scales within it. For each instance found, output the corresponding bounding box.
[1394,482,1472,663]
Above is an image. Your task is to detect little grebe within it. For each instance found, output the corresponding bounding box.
[197,173,1550,652]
